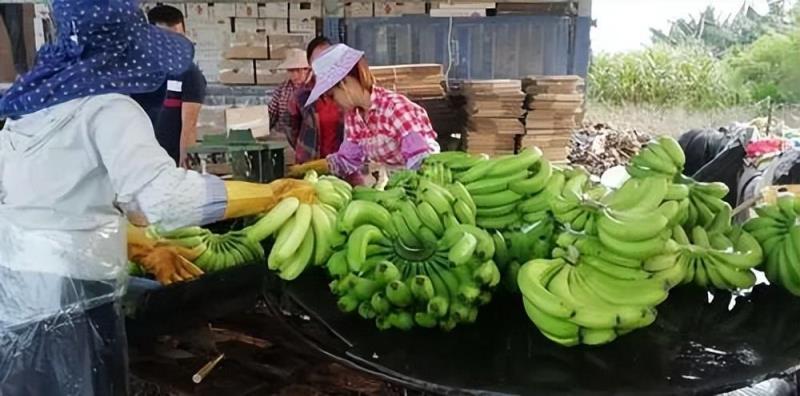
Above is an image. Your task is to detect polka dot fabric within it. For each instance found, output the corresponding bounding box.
[0,0,195,118]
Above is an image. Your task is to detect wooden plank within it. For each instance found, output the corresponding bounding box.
[532,93,584,102]
[528,101,584,110]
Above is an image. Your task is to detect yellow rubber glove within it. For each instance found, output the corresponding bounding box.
[223,178,316,220]
[287,159,329,178]
[127,224,205,285]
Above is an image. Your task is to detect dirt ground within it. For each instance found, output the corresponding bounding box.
[128,306,412,396]
[584,102,800,137]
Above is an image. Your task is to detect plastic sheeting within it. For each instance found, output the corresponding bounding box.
[273,271,800,395]
[0,214,129,396]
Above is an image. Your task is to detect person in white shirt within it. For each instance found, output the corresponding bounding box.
[0,1,312,394]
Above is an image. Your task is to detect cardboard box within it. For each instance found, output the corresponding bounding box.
[256,60,287,85]
[225,106,270,138]
[289,18,315,33]
[289,0,322,20]
[162,3,187,15]
[185,3,211,21]
[197,105,230,139]
[224,32,269,59]
[258,18,289,34]
[234,17,259,33]
[259,3,289,18]
[345,2,374,18]
[187,18,231,82]
[375,2,426,17]
[268,34,308,59]
[219,59,256,85]
[212,3,237,18]
[324,1,346,17]
[235,3,259,18]
[429,8,487,17]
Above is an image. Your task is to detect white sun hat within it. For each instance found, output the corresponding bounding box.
[304,43,365,107]
[277,48,310,70]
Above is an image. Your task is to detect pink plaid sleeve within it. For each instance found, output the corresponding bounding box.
[389,99,440,168]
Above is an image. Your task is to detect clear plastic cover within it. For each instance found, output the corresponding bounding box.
[0,214,129,395]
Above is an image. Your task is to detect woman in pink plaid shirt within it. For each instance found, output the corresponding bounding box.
[287,44,440,183]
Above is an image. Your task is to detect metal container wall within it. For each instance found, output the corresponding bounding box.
[325,15,591,80]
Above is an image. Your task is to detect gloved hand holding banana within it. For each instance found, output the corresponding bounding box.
[128,178,317,284]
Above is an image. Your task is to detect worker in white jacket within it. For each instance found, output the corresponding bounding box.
[0,1,313,394]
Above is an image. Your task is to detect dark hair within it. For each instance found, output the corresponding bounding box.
[306,36,332,61]
[147,5,185,27]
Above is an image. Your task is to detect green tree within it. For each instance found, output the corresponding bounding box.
[650,0,795,57]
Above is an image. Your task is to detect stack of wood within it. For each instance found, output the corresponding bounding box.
[372,64,466,146]
[569,123,652,175]
[370,64,446,100]
[457,80,525,156]
[519,75,585,162]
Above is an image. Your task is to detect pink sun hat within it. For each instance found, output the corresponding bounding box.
[304,44,365,107]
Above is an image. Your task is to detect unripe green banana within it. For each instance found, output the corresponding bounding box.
[465,170,528,195]
[370,292,391,314]
[457,160,496,184]
[385,280,414,307]
[375,261,402,284]
[472,190,523,209]
[414,312,439,328]
[358,301,377,320]
[272,203,312,263]
[338,295,359,313]
[448,233,478,265]
[453,199,477,226]
[427,296,450,318]
[417,201,445,236]
[477,212,521,230]
[388,311,415,331]
[327,250,350,277]
[410,275,436,302]
[340,200,394,234]
[447,182,477,214]
[510,159,553,196]
[347,225,388,272]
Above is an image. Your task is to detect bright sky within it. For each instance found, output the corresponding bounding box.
[591,0,795,53]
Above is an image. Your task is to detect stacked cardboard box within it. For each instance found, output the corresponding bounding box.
[153,2,315,84]
[429,2,494,17]
[370,64,446,100]
[456,80,524,156]
[519,75,585,162]
[371,64,466,140]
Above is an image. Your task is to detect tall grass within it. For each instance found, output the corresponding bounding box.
[588,45,746,109]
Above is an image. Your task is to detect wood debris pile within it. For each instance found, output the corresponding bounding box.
[568,123,652,175]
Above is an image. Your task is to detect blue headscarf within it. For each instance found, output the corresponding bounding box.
[0,0,194,118]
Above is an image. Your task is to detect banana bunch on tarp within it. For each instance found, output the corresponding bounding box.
[128,174,352,283]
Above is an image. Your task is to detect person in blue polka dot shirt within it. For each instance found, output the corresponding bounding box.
[0,0,314,394]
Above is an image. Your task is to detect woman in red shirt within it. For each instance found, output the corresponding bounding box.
[287,44,439,181]
[286,37,344,165]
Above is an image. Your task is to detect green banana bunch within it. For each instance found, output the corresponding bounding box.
[518,257,664,347]
[190,230,266,272]
[625,136,685,180]
[744,194,800,295]
[146,224,264,274]
[682,178,731,230]
[327,181,499,331]
[595,206,671,260]
[650,225,762,291]
[550,167,606,234]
